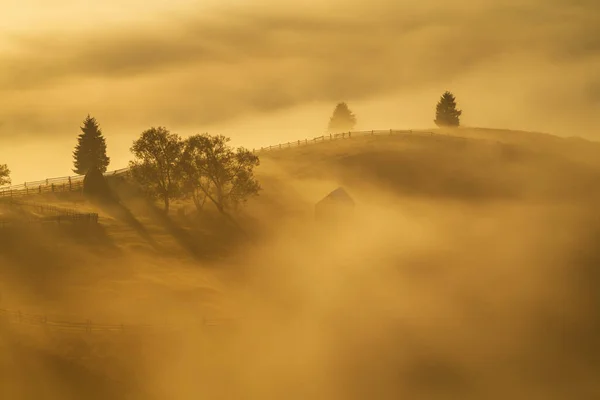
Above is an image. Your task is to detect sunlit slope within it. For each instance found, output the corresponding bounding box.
[256,128,600,204]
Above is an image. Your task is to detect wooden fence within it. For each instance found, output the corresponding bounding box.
[0,307,229,335]
[0,199,99,227]
[0,129,477,198]
[252,129,436,153]
[0,167,130,199]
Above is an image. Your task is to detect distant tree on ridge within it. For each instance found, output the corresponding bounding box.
[328,102,357,133]
[434,91,462,127]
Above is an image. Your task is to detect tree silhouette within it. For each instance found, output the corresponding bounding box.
[328,102,357,133]
[129,127,184,212]
[73,115,110,175]
[0,164,10,186]
[181,134,260,214]
[434,91,462,127]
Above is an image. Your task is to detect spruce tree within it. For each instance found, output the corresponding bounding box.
[73,115,110,175]
[434,91,462,127]
[328,102,357,133]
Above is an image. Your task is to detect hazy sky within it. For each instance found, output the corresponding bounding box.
[0,0,598,182]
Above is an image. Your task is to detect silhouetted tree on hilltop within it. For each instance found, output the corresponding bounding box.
[434,91,462,127]
[328,102,357,133]
[73,115,110,175]
[0,164,10,186]
[129,127,184,212]
[180,134,260,215]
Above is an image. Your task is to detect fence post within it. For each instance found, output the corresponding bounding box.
[68,177,72,191]
[372,130,374,136]
[390,129,393,135]
[51,183,55,192]
[349,132,352,138]
[39,185,41,194]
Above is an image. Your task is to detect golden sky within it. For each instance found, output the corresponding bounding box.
[0,0,599,182]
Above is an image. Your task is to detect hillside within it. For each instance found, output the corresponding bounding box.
[2,127,600,399]
[252,127,600,218]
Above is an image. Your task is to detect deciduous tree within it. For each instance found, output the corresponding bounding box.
[181,134,260,215]
[129,127,184,212]
[328,102,357,133]
[0,164,10,186]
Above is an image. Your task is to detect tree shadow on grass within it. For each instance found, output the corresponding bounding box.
[142,200,245,262]
[91,198,160,252]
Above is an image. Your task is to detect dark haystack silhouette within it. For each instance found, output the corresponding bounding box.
[83,167,114,202]
[315,187,355,223]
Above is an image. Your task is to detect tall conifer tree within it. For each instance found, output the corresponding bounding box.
[73,115,110,175]
[434,91,462,127]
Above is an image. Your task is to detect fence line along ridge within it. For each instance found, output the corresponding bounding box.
[1,128,480,198]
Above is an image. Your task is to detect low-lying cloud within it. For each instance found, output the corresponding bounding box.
[0,0,598,182]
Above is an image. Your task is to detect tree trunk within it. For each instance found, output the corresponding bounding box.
[192,191,206,212]
[164,194,170,213]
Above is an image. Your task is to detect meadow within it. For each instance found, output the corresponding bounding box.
[2,126,600,399]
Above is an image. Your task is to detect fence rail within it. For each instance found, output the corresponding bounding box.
[0,167,130,198]
[0,307,230,335]
[253,129,424,153]
[0,199,99,227]
[0,129,477,198]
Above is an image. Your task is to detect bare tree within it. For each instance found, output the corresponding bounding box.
[129,127,184,212]
[181,134,260,215]
[0,164,10,186]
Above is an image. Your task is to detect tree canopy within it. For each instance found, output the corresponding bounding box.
[73,115,110,175]
[0,164,10,186]
[181,134,260,214]
[328,102,357,133]
[129,127,184,212]
[434,91,462,127]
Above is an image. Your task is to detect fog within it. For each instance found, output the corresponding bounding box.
[2,132,600,398]
[1,0,600,397]
[0,0,599,182]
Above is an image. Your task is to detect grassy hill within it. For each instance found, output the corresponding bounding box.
[2,127,600,398]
